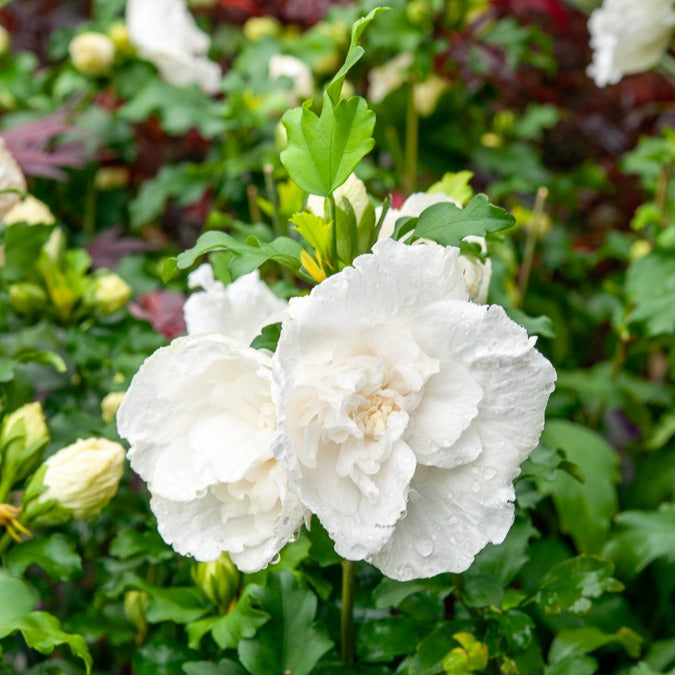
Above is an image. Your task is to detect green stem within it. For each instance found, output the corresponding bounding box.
[340,559,356,664]
[328,193,338,270]
[516,186,548,308]
[263,164,283,237]
[0,531,13,556]
[403,83,419,195]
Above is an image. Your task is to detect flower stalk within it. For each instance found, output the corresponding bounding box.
[341,559,356,664]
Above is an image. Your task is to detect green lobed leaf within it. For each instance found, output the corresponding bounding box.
[176,231,303,274]
[145,587,211,625]
[548,626,642,664]
[281,93,376,197]
[250,323,282,352]
[540,420,620,554]
[412,194,515,246]
[356,617,434,663]
[2,223,54,282]
[4,533,82,581]
[626,251,675,337]
[237,570,333,675]
[534,555,624,615]
[325,8,388,104]
[602,503,675,578]
[427,171,475,206]
[0,569,36,628]
[0,611,92,674]
[183,660,248,675]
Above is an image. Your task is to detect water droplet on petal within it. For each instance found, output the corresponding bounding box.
[449,536,458,546]
[483,467,497,480]
[470,466,480,475]
[414,537,434,557]
[271,554,281,565]
[471,482,481,493]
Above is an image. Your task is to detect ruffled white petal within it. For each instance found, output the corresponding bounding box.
[0,138,27,219]
[183,265,287,345]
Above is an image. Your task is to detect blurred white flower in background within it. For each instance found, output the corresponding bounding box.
[183,264,287,345]
[272,239,556,580]
[587,0,675,87]
[367,52,413,104]
[377,192,492,303]
[117,334,304,571]
[268,54,314,105]
[126,0,221,94]
[0,138,27,219]
[2,195,55,226]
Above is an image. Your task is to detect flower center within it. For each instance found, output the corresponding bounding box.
[353,393,400,439]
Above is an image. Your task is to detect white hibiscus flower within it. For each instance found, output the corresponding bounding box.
[117,334,304,571]
[183,264,287,345]
[272,239,555,580]
[587,0,675,87]
[126,0,221,94]
[377,192,492,304]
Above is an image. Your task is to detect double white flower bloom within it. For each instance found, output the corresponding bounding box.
[587,0,675,87]
[119,239,554,579]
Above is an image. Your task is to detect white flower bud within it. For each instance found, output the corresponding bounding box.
[413,75,448,117]
[37,438,125,520]
[69,32,116,77]
[367,53,413,104]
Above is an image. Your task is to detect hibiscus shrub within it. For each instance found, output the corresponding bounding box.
[0,1,674,674]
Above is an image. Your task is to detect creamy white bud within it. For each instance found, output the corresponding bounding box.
[69,32,116,76]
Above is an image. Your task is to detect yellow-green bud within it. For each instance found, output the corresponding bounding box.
[32,437,125,521]
[0,25,10,57]
[191,553,240,613]
[107,23,131,53]
[69,32,115,77]
[0,402,50,489]
[101,391,126,424]
[406,0,433,26]
[124,590,149,644]
[94,166,130,191]
[84,273,132,315]
[9,282,48,316]
[243,17,281,42]
[630,239,651,260]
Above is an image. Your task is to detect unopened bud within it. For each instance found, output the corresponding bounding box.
[25,437,125,523]
[101,391,126,424]
[94,166,130,191]
[243,17,281,42]
[69,32,115,77]
[0,402,50,487]
[107,23,131,53]
[124,590,149,643]
[9,282,48,316]
[0,25,10,57]
[191,553,240,613]
[83,273,132,315]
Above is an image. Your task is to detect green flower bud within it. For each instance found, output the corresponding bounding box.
[0,402,50,491]
[9,282,48,316]
[83,273,132,315]
[191,553,240,613]
[0,25,10,57]
[124,590,149,644]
